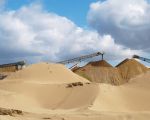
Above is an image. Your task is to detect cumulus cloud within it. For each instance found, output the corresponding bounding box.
[88,0,150,51]
[0,3,142,63]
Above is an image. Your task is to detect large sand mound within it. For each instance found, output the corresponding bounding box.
[74,60,124,85]
[91,71,150,112]
[116,59,148,80]
[5,62,88,83]
[1,62,150,119]
[87,60,113,67]
[74,59,149,85]
[0,63,99,111]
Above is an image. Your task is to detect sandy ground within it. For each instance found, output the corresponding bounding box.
[0,62,150,120]
[1,109,150,120]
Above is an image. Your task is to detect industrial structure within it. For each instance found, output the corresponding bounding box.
[133,55,150,63]
[0,61,26,72]
[57,52,104,69]
[58,52,104,64]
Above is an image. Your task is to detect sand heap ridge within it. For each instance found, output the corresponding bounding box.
[74,60,124,85]
[0,62,99,111]
[6,62,88,83]
[87,60,113,67]
[116,59,148,80]
[74,59,149,85]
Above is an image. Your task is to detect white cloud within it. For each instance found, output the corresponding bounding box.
[0,3,143,63]
[88,0,150,50]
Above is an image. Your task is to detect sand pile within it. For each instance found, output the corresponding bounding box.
[88,60,113,67]
[91,71,150,112]
[0,62,98,111]
[5,62,88,84]
[74,59,149,85]
[116,59,148,80]
[74,60,124,85]
[1,62,150,119]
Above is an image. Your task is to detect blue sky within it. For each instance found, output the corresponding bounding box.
[5,0,99,27]
[0,0,149,67]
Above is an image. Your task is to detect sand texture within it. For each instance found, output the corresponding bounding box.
[74,59,149,85]
[116,59,148,80]
[0,62,150,120]
[74,60,124,85]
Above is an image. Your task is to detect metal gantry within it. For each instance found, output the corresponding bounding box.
[133,55,150,63]
[58,52,104,64]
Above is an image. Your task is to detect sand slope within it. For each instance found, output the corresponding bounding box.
[74,59,149,85]
[116,59,148,80]
[74,60,124,85]
[0,63,99,111]
[5,62,88,83]
[1,62,150,120]
[91,71,150,112]
[0,82,98,110]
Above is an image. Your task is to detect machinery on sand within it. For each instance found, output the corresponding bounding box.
[133,55,150,63]
[58,52,104,69]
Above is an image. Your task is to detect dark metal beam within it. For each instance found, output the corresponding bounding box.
[58,52,103,64]
[133,55,150,63]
